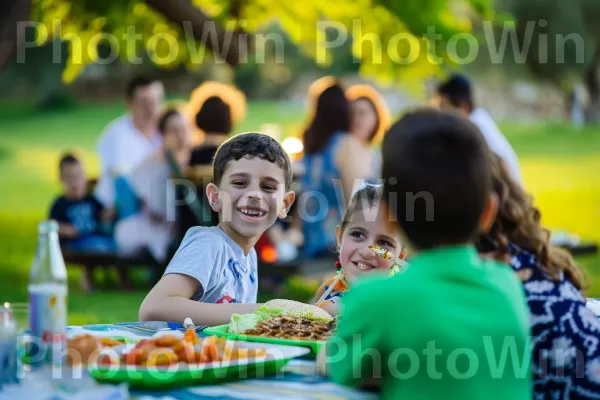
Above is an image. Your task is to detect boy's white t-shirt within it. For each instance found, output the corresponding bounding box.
[163,226,258,304]
[469,107,522,184]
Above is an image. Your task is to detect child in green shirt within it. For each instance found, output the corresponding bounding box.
[324,109,532,399]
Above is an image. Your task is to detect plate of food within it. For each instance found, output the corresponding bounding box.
[85,328,310,388]
[203,299,338,355]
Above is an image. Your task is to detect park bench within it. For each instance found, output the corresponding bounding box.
[62,249,163,291]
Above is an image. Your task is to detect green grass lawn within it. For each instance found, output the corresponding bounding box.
[0,101,599,325]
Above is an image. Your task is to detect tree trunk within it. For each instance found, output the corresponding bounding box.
[0,0,33,76]
[584,50,600,123]
[144,0,250,67]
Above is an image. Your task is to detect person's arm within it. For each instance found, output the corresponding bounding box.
[95,124,121,207]
[97,123,120,172]
[336,136,374,201]
[313,281,328,304]
[57,223,78,239]
[139,229,260,326]
[129,155,165,222]
[91,196,114,225]
[318,300,339,317]
[139,274,259,326]
[100,208,115,223]
[50,199,78,239]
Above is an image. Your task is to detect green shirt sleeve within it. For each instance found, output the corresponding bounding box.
[327,278,386,387]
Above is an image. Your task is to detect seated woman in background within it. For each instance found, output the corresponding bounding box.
[298,77,374,259]
[187,82,246,172]
[346,84,391,180]
[174,83,247,235]
[114,108,192,263]
[189,96,232,169]
[479,153,600,398]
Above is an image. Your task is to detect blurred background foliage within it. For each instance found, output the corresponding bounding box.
[9,0,496,106]
[1,0,600,322]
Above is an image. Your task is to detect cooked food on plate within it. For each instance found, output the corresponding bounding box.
[228,299,338,341]
[95,329,265,368]
[66,334,127,366]
[244,315,337,341]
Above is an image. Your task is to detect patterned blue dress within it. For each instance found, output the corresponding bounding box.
[300,132,346,259]
[509,243,600,399]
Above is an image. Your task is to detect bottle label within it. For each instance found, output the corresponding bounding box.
[28,285,67,364]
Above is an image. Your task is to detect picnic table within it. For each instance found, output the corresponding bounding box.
[0,322,376,400]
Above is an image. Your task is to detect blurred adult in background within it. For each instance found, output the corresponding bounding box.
[95,76,165,211]
[189,96,232,167]
[478,154,600,398]
[114,109,192,263]
[346,84,391,180]
[187,82,247,172]
[174,83,247,240]
[433,74,522,184]
[298,77,372,259]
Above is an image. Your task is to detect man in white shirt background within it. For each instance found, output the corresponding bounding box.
[433,74,523,185]
[95,76,165,210]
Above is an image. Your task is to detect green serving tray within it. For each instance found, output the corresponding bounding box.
[88,341,310,389]
[203,324,326,355]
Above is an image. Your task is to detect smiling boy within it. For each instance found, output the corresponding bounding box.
[139,133,295,326]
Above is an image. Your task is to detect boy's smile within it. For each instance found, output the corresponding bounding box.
[238,206,267,220]
[207,156,295,253]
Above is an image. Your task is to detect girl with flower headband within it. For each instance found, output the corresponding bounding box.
[314,182,408,316]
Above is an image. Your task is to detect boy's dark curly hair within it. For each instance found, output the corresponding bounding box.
[213,133,292,190]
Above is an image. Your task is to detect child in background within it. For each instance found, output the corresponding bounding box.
[139,133,296,326]
[313,182,406,316]
[324,109,531,399]
[49,153,115,253]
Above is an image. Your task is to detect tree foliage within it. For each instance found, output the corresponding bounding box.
[31,0,492,85]
[498,0,600,88]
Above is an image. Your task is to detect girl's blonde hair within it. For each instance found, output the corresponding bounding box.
[489,154,586,291]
